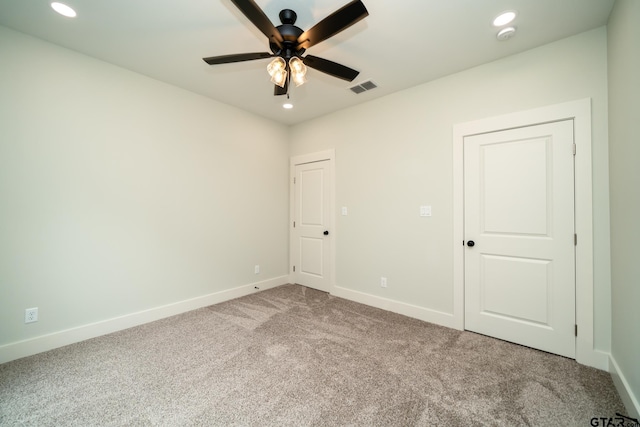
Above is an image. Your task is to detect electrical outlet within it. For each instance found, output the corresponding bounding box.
[25,307,38,323]
[254,265,260,274]
[380,277,387,288]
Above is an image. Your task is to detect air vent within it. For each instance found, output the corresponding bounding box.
[349,80,377,94]
[361,80,377,90]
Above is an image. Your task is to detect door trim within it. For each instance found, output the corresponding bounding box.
[453,99,607,370]
[289,149,335,292]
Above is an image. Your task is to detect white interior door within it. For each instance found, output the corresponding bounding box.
[464,120,576,358]
[291,160,332,292]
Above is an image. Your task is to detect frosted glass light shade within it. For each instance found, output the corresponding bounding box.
[267,57,287,88]
[292,72,307,87]
[289,57,306,75]
[289,57,307,87]
[267,57,286,77]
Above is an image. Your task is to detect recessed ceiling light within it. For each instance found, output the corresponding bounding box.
[493,11,516,27]
[497,27,517,41]
[283,103,293,109]
[51,2,77,18]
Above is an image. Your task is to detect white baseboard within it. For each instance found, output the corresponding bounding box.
[0,276,289,365]
[331,285,459,330]
[610,354,640,419]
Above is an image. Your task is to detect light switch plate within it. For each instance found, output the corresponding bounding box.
[341,207,348,216]
[420,205,432,217]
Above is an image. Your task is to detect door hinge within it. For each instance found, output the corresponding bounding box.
[575,324,578,337]
[293,221,296,228]
[293,265,295,272]
[574,234,577,245]
[572,143,576,156]
[293,177,296,184]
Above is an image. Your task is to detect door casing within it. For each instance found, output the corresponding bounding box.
[453,99,606,369]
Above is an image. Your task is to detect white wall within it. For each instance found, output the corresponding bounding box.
[0,23,617,379]
[290,28,611,353]
[607,0,640,417]
[0,26,290,354]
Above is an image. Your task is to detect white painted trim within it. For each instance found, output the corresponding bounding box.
[452,99,601,368]
[289,150,336,293]
[0,276,288,364]
[290,150,334,166]
[577,349,610,372]
[610,354,640,419]
[332,286,458,330]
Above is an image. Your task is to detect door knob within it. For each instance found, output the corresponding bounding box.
[323,230,329,236]
[467,240,475,247]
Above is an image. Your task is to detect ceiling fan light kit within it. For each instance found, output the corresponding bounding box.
[203,0,369,97]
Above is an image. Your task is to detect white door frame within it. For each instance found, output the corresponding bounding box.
[289,149,336,292]
[453,99,606,370]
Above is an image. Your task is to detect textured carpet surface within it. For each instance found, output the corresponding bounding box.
[0,284,628,426]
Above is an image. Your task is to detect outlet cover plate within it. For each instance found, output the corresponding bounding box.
[25,307,38,323]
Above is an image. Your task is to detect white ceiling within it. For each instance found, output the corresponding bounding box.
[0,0,614,125]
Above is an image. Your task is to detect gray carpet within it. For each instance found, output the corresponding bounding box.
[0,284,628,426]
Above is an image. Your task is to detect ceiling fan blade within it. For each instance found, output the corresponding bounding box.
[203,52,273,65]
[230,0,284,49]
[274,78,289,96]
[296,0,368,50]
[303,55,360,81]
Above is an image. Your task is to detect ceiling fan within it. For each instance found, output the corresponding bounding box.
[202,0,369,96]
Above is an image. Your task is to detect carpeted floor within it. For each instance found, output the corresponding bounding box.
[0,284,628,426]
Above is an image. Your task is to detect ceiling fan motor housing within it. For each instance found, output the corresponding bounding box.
[271,9,305,58]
